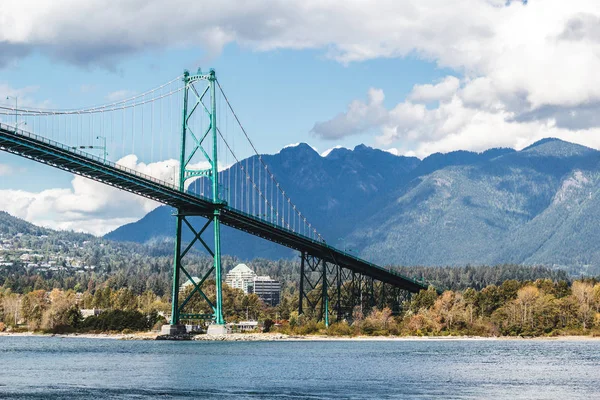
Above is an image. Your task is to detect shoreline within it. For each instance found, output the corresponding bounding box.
[1,331,599,341]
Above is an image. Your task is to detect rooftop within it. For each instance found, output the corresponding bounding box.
[229,263,254,274]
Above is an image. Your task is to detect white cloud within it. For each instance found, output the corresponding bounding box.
[312,88,425,141]
[0,181,157,236]
[300,0,600,157]
[1,1,599,130]
[408,76,460,103]
[316,82,600,158]
[0,0,596,99]
[116,155,181,185]
[2,1,600,174]
[311,88,394,139]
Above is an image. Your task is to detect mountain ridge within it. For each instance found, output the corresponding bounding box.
[104,140,600,271]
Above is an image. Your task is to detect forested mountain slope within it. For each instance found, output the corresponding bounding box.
[106,139,600,271]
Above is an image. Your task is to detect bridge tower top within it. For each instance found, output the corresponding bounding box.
[178,68,221,206]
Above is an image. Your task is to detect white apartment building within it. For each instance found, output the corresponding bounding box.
[225,263,257,294]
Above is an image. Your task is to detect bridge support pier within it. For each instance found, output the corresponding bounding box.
[166,212,225,331]
[299,252,371,326]
[297,260,415,327]
[298,252,326,322]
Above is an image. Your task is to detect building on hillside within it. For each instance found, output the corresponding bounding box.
[80,308,103,319]
[251,276,281,306]
[225,264,257,294]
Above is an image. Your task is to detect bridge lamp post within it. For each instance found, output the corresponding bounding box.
[165,164,177,186]
[70,136,107,162]
[338,237,353,253]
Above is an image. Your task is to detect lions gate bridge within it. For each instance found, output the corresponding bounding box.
[0,69,428,333]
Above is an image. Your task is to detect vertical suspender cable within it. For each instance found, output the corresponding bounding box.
[151,95,154,164]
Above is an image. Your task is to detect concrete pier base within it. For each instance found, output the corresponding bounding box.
[206,324,228,335]
[161,324,187,335]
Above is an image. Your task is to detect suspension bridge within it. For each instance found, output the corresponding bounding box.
[0,69,428,333]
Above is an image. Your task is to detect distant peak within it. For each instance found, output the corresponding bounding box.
[280,142,318,154]
[520,137,595,157]
[353,144,370,151]
[521,137,564,151]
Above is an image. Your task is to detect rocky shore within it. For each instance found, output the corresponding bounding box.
[155,332,292,341]
[3,331,600,341]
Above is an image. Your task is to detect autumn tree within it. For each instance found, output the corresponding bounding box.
[21,290,47,330]
[41,289,80,331]
[571,281,595,330]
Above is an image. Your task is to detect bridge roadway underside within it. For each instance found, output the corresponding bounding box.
[0,126,427,293]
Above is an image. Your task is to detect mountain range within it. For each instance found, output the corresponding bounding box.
[105,138,600,272]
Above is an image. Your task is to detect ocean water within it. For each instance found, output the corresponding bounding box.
[0,337,599,399]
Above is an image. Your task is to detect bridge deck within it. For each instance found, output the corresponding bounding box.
[0,124,428,293]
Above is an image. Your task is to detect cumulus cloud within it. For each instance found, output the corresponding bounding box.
[317,82,600,158]
[4,0,600,224]
[0,179,158,236]
[2,1,599,129]
[301,0,600,156]
[408,76,460,103]
[311,88,392,139]
[312,88,425,141]
[558,13,600,43]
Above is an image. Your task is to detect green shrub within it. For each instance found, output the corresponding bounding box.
[81,310,153,332]
[327,321,353,336]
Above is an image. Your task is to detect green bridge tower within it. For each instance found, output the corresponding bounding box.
[162,68,227,335]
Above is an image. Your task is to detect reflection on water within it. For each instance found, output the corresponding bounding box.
[0,337,599,399]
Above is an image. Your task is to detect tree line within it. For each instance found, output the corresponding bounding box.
[280,278,600,337]
[2,274,600,337]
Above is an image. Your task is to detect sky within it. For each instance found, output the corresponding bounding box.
[1,0,600,235]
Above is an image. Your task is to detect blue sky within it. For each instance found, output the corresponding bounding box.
[1,0,599,234]
[0,45,447,190]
